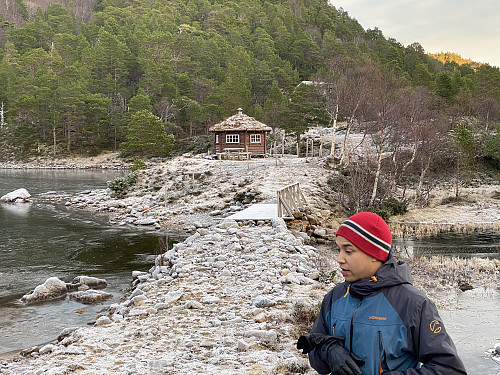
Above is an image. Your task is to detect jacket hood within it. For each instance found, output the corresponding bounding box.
[349,257,413,298]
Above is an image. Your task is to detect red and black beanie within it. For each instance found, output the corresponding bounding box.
[335,212,392,262]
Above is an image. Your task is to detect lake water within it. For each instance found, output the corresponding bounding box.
[393,232,500,259]
[0,169,184,356]
[393,234,500,374]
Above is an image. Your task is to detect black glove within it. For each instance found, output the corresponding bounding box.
[320,339,364,375]
[297,333,364,375]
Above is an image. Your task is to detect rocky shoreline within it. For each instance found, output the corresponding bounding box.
[0,152,130,171]
[3,152,499,236]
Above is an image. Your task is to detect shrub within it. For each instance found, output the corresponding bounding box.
[370,198,408,220]
[131,158,147,171]
[482,125,500,170]
[107,172,138,198]
[291,300,320,330]
[318,269,337,283]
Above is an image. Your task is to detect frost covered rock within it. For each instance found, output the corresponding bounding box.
[1,188,31,203]
[69,289,113,304]
[3,218,329,374]
[251,296,277,308]
[20,277,67,304]
[134,218,158,225]
[69,275,107,290]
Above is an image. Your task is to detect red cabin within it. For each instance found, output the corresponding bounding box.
[209,108,272,158]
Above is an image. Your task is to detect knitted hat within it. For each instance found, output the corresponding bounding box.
[335,212,392,261]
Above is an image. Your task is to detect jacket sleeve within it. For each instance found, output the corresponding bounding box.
[385,298,467,375]
[307,290,335,374]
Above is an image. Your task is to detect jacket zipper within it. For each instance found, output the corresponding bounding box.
[349,299,363,351]
[378,330,390,372]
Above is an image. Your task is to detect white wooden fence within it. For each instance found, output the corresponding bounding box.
[277,182,307,219]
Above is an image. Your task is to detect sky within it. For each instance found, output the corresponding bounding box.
[329,0,500,67]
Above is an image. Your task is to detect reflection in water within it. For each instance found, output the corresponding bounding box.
[0,202,31,217]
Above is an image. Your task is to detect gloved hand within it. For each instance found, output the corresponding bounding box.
[297,333,364,375]
[320,339,364,375]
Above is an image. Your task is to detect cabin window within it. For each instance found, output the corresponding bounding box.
[226,134,239,143]
[215,134,219,143]
[250,134,261,143]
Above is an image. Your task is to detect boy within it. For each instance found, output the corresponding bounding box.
[298,212,467,375]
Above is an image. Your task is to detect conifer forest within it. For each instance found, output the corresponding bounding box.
[0,0,498,187]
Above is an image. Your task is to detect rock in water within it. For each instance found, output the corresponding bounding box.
[69,290,113,303]
[70,275,107,289]
[21,277,67,304]
[0,188,31,203]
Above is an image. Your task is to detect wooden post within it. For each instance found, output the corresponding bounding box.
[277,191,282,217]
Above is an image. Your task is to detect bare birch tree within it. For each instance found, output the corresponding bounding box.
[366,68,403,207]
[313,58,373,165]
[386,86,436,198]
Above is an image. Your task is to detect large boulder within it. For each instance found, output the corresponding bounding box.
[0,188,31,203]
[21,277,67,304]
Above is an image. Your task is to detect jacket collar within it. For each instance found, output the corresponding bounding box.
[349,257,413,298]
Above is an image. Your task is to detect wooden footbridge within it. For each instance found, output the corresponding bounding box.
[227,182,306,221]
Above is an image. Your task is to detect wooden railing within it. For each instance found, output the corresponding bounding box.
[217,148,252,160]
[277,182,307,218]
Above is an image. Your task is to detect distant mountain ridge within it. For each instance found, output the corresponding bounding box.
[0,0,96,26]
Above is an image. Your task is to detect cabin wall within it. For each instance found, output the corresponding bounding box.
[213,131,268,155]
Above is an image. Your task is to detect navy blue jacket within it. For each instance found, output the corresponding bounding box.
[309,258,467,374]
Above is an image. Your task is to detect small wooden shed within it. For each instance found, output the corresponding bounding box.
[209,108,272,158]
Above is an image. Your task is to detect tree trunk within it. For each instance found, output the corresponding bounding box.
[0,102,6,130]
[330,102,339,157]
[67,123,71,152]
[340,117,354,165]
[296,132,301,157]
[416,158,431,203]
[52,125,57,153]
[370,124,385,207]
[370,146,383,207]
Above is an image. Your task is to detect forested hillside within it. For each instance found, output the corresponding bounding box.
[0,0,95,27]
[0,0,499,184]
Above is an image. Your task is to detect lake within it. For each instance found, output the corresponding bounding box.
[0,169,184,356]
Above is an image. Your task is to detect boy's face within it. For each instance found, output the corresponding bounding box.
[335,235,382,282]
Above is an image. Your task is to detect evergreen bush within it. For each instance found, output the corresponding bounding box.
[107,172,138,198]
[131,158,147,171]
